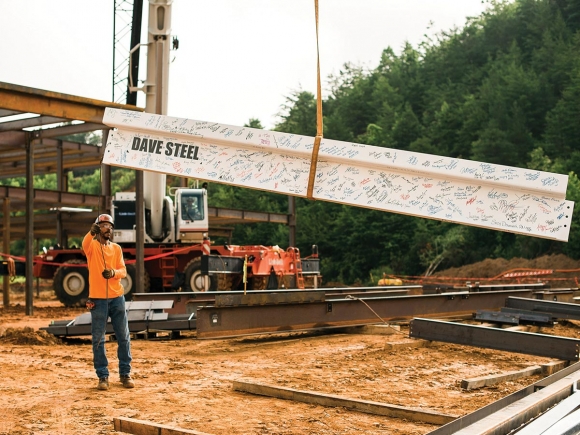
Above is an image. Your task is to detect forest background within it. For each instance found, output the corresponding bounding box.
[4,0,580,286]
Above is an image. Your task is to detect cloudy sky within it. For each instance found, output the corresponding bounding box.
[0,0,490,129]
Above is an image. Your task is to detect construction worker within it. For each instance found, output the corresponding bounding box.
[83,213,135,391]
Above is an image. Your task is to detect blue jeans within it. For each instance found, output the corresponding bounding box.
[90,296,132,379]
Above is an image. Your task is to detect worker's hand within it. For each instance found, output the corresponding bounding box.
[90,223,101,236]
[102,268,115,279]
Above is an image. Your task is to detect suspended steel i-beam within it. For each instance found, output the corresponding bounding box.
[101,108,574,241]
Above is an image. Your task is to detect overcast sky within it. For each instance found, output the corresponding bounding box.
[0,0,490,129]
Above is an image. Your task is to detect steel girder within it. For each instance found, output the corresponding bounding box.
[194,289,536,339]
[131,286,426,314]
[409,318,580,360]
[506,297,580,320]
[101,108,574,241]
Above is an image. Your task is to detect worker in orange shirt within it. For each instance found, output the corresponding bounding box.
[82,214,134,391]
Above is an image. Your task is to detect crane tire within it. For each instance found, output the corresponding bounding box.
[121,264,150,299]
[184,258,216,292]
[216,274,233,291]
[53,260,89,307]
[250,276,268,290]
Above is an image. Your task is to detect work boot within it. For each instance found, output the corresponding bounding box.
[120,374,135,389]
[97,377,109,391]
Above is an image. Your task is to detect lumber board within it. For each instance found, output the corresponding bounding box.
[541,360,569,376]
[336,324,402,335]
[460,366,542,390]
[232,380,457,425]
[384,339,432,350]
[113,417,212,435]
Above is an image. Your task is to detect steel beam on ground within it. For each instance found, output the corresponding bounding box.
[102,108,573,241]
[436,375,580,435]
[514,392,580,435]
[131,286,424,314]
[409,318,580,360]
[214,291,326,307]
[468,282,548,292]
[194,289,536,339]
[473,310,520,325]
[41,314,195,337]
[500,307,554,325]
[506,297,580,320]
[428,362,580,435]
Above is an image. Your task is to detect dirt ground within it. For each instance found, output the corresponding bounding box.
[1,255,580,435]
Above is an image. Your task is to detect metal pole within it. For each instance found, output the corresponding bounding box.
[288,196,296,247]
[135,170,144,293]
[127,0,143,106]
[2,197,10,306]
[101,130,111,214]
[56,140,64,247]
[25,133,34,315]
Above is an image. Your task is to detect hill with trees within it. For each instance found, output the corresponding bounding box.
[264,0,580,285]
[5,0,580,286]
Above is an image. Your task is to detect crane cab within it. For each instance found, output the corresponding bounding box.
[173,188,209,243]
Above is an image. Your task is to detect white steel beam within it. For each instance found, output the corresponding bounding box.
[101,108,574,241]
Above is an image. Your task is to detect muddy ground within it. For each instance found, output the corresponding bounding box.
[1,254,580,435]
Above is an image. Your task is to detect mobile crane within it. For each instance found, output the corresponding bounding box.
[32,185,321,307]
[31,0,320,307]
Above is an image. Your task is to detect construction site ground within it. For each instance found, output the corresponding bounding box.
[2,253,580,435]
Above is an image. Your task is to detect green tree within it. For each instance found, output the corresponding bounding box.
[244,118,264,129]
[544,65,580,157]
[275,90,317,136]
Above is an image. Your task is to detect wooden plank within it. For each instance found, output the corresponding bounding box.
[232,380,457,425]
[384,339,432,350]
[541,360,569,376]
[336,324,402,335]
[461,366,542,390]
[113,417,212,435]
